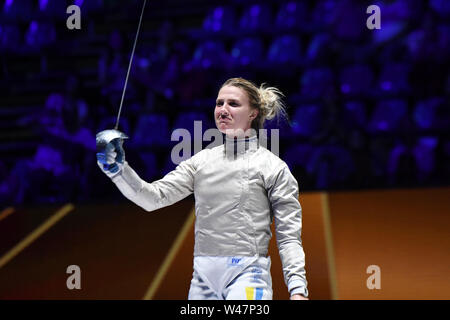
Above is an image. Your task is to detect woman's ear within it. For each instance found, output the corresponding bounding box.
[250,109,259,119]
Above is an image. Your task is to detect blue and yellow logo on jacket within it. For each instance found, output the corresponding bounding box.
[245,287,263,300]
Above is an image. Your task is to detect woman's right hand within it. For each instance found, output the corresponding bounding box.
[96,139,126,176]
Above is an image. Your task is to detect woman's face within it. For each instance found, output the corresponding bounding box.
[214,85,258,137]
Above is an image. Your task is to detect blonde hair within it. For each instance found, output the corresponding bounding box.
[221,77,288,130]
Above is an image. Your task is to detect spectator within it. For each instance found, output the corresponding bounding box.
[99,29,133,115]
[306,145,355,189]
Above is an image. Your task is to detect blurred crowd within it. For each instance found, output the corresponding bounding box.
[0,0,449,205]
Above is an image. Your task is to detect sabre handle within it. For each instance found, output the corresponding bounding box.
[96,138,126,175]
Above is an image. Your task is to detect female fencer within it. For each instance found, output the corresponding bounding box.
[96,77,308,300]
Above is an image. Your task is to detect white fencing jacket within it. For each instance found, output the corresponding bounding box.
[105,134,308,296]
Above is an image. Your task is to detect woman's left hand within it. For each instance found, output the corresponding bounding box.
[290,294,309,300]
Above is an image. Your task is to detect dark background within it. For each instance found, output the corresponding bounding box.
[0,0,449,206]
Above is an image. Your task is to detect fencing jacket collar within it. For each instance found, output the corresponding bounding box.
[224,133,259,158]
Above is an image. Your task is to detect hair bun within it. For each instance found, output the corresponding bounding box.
[258,84,287,121]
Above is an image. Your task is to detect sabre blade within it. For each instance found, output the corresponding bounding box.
[115,0,147,130]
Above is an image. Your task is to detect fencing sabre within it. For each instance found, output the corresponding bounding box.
[96,0,147,155]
